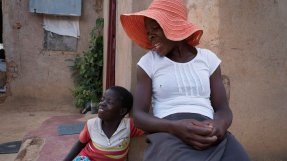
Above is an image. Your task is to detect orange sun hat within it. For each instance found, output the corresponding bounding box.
[120,0,203,50]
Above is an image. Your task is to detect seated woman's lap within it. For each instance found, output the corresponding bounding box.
[143,113,251,161]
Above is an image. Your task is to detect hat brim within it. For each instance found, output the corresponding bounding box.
[120,9,203,50]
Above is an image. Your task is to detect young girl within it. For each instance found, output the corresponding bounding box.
[64,86,144,161]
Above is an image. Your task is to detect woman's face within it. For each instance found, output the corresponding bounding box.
[144,17,176,56]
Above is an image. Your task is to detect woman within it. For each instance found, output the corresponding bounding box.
[120,0,251,160]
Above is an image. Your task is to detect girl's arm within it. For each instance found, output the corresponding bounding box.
[63,124,90,161]
[63,140,87,161]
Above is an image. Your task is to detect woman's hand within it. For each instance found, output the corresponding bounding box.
[202,119,227,142]
[170,119,218,150]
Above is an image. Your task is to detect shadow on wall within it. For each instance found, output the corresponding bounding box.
[0,44,6,103]
[0,1,6,103]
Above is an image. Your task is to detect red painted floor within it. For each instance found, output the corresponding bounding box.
[24,114,84,161]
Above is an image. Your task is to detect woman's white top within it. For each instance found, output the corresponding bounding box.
[137,48,221,119]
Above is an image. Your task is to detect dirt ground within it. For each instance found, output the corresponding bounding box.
[0,101,82,161]
[0,102,147,161]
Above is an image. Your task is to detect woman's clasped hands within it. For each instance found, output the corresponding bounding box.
[170,119,226,150]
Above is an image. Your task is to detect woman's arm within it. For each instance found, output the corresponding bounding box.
[208,65,233,140]
[133,66,172,133]
[133,66,217,149]
[63,140,86,161]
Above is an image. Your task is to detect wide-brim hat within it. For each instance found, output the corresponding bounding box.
[120,0,203,50]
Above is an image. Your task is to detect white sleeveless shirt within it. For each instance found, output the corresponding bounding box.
[137,48,221,119]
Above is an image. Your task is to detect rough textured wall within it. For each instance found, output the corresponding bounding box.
[103,0,109,91]
[2,0,102,108]
[188,0,287,160]
[116,0,151,93]
[217,0,287,160]
[130,1,152,94]
[115,0,133,90]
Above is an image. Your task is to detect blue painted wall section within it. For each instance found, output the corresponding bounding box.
[29,0,82,16]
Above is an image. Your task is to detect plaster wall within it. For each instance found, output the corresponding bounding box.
[103,0,109,91]
[116,0,151,93]
[2,0,102,107]
[115,0,133,90]
[217,1,287,160]
[116,0,287,160]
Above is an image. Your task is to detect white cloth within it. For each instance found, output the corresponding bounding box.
[43,15,80,38]
[137,48,221,119]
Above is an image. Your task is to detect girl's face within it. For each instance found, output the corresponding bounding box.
[144,17,176,56]
[98,89,125,121]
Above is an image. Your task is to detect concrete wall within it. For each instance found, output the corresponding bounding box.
[217,1,287,160]
[116,0,150,93]
[115,0,132,90]
[102,0,109,91]
[2,0,103,108]
[116,0,287,160]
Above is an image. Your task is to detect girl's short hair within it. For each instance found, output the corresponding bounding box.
[109,86,133,115]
